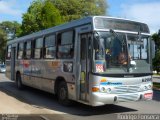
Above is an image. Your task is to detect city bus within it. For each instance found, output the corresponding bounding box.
[5,16,155,106]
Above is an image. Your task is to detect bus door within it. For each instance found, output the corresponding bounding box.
[80,33,91,101]
[11,47,16,80]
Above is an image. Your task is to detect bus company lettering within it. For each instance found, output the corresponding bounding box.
[142,78,152,82]
[100,79,122,86]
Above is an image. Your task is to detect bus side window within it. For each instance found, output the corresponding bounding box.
[33,38,43,59]
[57,31,74,59]
[24,41,31,59]
[57,34,61,58]
[6,45,11,60]
[44,35,56,59]
[17,43,24,60]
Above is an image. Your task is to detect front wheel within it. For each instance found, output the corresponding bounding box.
[16,73,24,90]
[58,81,71,106]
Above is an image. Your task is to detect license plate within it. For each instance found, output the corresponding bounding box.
[144,93,153,99]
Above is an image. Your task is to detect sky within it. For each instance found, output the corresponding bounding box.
[107,0,160,33]
[0,0,160,33]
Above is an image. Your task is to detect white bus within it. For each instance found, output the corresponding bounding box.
[5,16,155,106]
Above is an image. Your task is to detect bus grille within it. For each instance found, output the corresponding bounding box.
[113,85,140,94]
[118,94,139,102]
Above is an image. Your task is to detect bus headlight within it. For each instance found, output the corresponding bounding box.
[100,87,106,92]
[139,84,152,91]
[100,86,112,93]
[139,85,146,91]
[147,84,152,90]
[144,86,148,90]
[106,88,112,93]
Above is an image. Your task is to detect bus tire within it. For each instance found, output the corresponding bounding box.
[16,73,24,90]
[58,81,71,106]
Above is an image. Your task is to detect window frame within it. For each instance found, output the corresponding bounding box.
[44,34,56,59]
[17,42,24,60]
[24,41,32,59]
[6,45,11,60]
[57,30,75,59]
[33,37,43,59]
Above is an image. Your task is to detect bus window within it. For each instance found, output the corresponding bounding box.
[57,31,74,59]
[24,41,31,59]
[6,45,11,60]
[34,38,43,59]
[17,43,24,59]
[44,35,56,59]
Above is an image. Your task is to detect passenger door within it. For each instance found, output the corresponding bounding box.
[80,33,92,101]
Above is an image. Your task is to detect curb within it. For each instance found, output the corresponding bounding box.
[153,76,160,79]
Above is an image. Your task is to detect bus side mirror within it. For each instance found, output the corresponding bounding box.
[151,40,155,59]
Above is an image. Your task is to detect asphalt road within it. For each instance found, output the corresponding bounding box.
[0,73,160,120]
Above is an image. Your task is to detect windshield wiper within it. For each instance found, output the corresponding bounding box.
[110,29,131,72]
[109,29,125,45]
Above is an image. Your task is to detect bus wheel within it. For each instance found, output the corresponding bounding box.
[58,81,71,106]
[16,73,24,90]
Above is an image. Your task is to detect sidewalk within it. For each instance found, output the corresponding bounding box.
[153,75,160,78]
[153,75,160,83]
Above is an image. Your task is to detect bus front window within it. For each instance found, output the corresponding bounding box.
[93,31,128,73]
[93,32,151,74]
[128,34,151,73]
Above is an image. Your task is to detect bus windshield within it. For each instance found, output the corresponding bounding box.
[93,31,151,74]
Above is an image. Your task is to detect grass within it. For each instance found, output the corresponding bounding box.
[153,73,160,76]
[153,83,160,89]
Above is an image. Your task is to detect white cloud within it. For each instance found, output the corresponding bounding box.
[121,2,160,33]
[0,0,23,16]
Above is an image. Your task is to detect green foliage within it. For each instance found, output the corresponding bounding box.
[0,21,21,62]
[0,29,7,62]
[152,33,160,47]
[52,0,107,22]
[21,0,43,35]
[21,0,62,35]
[21,0,108,35]
[41,0,62,29]
[0,21,22,37]
[152,33,160,73]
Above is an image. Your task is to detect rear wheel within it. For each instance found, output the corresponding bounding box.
[58,81,71,106]
[16,73,24,90]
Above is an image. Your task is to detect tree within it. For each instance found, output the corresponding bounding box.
[52,0,107,22]
[0,21,21,62]
[21,0,108,35]
[0,21,22,38]
[21,0,62,35]
[0,29,7,62]
[41,0,62,29]
[152,33,160,73]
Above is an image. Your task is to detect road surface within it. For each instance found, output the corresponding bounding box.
[0,73,160,120]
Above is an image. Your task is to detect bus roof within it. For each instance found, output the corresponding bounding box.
[7,16,149,45]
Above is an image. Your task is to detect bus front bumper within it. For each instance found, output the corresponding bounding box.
[90,90,153,106]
